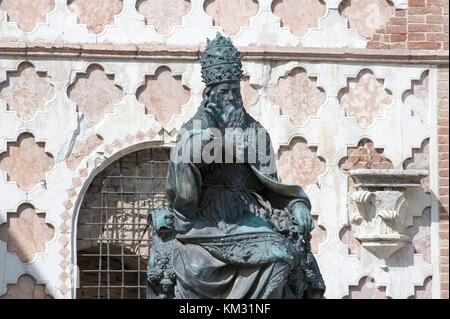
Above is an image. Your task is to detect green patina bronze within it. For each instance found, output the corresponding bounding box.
[147,33,325,299]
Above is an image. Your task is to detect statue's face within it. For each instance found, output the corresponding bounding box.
[209,81,243,113]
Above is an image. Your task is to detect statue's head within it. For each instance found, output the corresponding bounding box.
[200,33,244,111]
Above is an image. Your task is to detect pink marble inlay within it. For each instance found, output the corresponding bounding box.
[340,69,393,128]
[277,137,326,189]
[240,76,258,112]
[0,0,55,32]
[271,0,327,37]
[68,0,123,34]
[310,215,327,254]
[66,134,104,171]
[339,0,395,39]
[339,225,361,258]
[0,275,53,299]
[405,207,431,264]
[0,133,54,192]
[0,204,54,263]
[137,66,190,126]
[204,0,259,36]
[0,62,55,121]
[403,71,429,125]
[409,276,432,299]
[403,138,430,193]
[68,64,123,124]
[136,0,191,35]
[345,276,388,299]
[269,67,326,127]
[340,138,393,171]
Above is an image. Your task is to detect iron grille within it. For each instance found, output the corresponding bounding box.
[76,148,170,299]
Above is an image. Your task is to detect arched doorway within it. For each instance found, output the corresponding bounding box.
[76,147,170,299]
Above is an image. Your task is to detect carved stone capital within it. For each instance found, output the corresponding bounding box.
[348,169,428,267]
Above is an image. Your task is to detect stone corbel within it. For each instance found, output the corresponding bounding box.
[348,169,428,268]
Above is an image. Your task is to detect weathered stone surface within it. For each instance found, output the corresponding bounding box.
[66,134,104,171]
[68,64,123,124]
[409,276,432,299]
[339,225,361,258]
[406,207,431,264]
[271,0,327,37]
[0,204,54,263]
[340,138,393,171]
[339,70,393,128]
[404,139,430,193]
[310,215,327,254]
[0,0,55,32]
[136,66,190,126]
[0,275,53,299]
[277,137,326,189]
[68,0,123,34]
[240,76,258,112]
[403,71,429,126]
[345,276,388,299]
[204,0,259,36]
[136,0,191,35]
[0,62,54,121]
[269,67,325,126]
[339,0,395,39]
[0,133,54,192]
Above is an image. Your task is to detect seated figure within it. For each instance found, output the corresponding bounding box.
[147,33,325,299]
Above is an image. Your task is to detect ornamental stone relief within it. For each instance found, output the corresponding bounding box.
[402,71,429,126]
[0,204,54,263]
[269,67,326,127]
[344,276,388,299]
[277,137,326,189]
[339,69,393,128]
[68,64,124,124]
[67,0,123,34]
[338,0,395,39]
[271,0,327,37]
[136,0,191,35]
[0,0,55,32]
[203,0,259,36]
[339,138,393,172]
[347,169,428,267]
[0,62,55,121]
[136,66,190,126]
[0,133,54,192]
[0,275,53,299]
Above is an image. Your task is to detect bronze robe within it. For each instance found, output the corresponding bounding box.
[166,106,323,299]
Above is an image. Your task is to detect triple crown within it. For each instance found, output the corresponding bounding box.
[200,32,243,86]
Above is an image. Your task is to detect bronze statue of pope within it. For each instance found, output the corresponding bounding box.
[147,33,325,299]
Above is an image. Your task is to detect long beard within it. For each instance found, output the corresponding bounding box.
[225,104,247,129]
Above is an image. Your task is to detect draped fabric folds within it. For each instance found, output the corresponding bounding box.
[166,106,323,299]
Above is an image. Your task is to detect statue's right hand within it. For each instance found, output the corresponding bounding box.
[204,91,223,124]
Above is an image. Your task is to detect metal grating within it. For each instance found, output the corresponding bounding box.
[76,148,170,299]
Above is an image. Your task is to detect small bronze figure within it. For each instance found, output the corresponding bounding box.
[147,33,325,299]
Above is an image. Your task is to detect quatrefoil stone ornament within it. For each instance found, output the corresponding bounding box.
[0,204,55,263]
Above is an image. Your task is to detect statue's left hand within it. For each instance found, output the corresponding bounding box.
[291,202,315,235]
